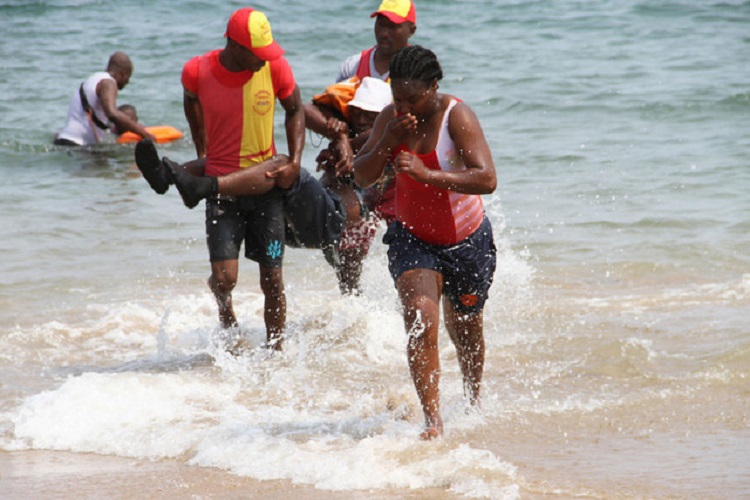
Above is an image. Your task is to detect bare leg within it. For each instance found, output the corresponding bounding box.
[396,268,444,439]
[321,172,369,295]
[337,247,366,295]
[209,260,239,329]
[259,266,286,351]
[216,156,290,196]
[167,156,290,208]
[443,298,485,407]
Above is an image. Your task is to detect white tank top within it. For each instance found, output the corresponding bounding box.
[57,72,115,146]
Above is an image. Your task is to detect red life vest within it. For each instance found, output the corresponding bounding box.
[355,47,377,81]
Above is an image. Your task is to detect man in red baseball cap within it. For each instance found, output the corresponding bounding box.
[223,7,285,61]
[370,0,416,24]
[337,0,417,82]
[136,7,305,352]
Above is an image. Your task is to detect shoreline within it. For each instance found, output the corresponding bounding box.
[0,450,453,499]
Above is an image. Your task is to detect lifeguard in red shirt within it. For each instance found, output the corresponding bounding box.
[162,8,305,351]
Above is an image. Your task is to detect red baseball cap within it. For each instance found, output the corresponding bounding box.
[224,8,284,61]
[370,0,416,24]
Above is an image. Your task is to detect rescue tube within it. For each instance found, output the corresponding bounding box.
[117,125,183,144]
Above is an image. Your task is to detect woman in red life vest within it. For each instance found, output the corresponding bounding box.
[354,46,498,440]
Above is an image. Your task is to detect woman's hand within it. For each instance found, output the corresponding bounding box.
[392,150,431,184]
[384,112,418,144]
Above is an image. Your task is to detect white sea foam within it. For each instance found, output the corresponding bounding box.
[6,362,519,496]
[1,257,528,497]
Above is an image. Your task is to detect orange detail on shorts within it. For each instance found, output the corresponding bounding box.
[460,294,479,307]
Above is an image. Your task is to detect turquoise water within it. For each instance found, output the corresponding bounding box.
[1,1,749,497]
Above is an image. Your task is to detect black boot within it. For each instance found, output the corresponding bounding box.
[135,139,172,194]
[163,157,217,209]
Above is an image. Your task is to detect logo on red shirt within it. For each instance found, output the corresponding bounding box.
[254,89,272,115]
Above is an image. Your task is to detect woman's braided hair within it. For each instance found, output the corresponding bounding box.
[389,45,443,84]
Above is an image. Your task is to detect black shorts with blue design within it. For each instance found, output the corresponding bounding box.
[205,191,285,268]
[383,216,497,314]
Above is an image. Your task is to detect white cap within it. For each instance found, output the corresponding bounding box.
[348,77,392,113]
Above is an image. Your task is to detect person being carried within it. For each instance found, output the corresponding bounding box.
[140,0,417,297]
[283,0,418,293]
[55,52,154,146]
[138,7,304,351]
[353,46,498,439]
[137,77,392,296]
[305,76,393,294]
[315,0,418,290]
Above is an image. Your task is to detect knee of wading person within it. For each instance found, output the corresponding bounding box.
[259,268,285,297]
[401,292,440,327]
[209,270,238,295]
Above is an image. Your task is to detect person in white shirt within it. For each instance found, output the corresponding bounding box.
[55,52,153,146]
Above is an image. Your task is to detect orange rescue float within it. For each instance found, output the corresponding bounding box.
[117,125,183,144]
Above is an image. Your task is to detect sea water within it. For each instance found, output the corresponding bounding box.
[0,0,748,497]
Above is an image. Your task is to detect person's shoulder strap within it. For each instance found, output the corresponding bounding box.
[442,98,462,133]
[355,47,376,80]
[79,83,109,130]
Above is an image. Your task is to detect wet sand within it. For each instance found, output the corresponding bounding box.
[0,450,454,499]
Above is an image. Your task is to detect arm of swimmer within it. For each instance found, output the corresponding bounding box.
[329,125,372,176]
[303,102,348,139]
[353,104,400,188]
[183,89,207,159]
[98,79,155,141]
[392,102,497,195]
[304,102,329,136]
[331,130,354,175]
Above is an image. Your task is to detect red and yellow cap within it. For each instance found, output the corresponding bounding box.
[370,0,416,24]
[224,8,284,61]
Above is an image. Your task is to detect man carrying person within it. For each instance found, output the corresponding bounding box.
[138,77,392,296]
[138,1,416,302]
[139,7,304,351]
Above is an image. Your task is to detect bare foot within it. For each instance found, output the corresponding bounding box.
[419,427,442,441]
[419,415,444,440]
[219,312,238,330]
[226,337,252,356]
[267,334,283,352]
